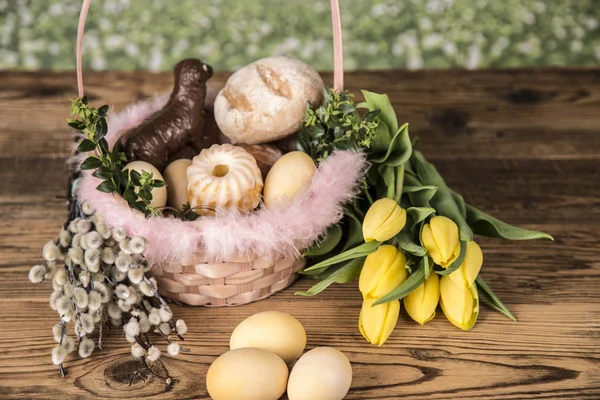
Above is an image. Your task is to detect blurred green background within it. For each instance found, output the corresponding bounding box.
[1,0,599,71]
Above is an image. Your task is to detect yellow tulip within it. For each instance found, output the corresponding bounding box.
[448,241,483,289]
[439,275,479,331]
[358,296,400,346]
[403,273,440,325]
[359,245,408,299]
[363,198,406,242]
[421,216,460,268]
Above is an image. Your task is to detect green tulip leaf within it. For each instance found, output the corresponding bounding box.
[466,204,553,241]
[476,276,517,321]
[412,150,473,241]
[396,231,427,257]
[394,164,405,203]
[343,209,365,251]
[406,207,436,230]
[370,123,412,167]
[304,224,343,257]
[304,240,380,272]
[368,118,392,155]
[379,165,396,199]
[366,164,380,187]
[358,90,398,133]
[423,255,432,278]
[373,256,427,305]
[435,240,468,275]
[296,257,365,296]
[403,184,438,208]
[450,189,467,219]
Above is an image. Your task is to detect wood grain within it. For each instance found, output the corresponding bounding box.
[0,69,599,399]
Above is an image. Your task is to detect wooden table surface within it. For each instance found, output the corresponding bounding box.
[0,68,599,399]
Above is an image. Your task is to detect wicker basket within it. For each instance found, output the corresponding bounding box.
[154,255,305,306]
[73,0,346,307]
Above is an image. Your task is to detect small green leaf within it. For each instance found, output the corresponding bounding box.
[97,138,109,154]
[151,179,165,188]
[304,241,380,272]
[97,104,109,117]
[139,187,153,201]
[95,118,108,140]
[476,276,517,321]
[67,119,86,131]
[123,187,137,203]
[92,166,112,180]
[80,156,102,170]
[304,224,343,257]
[296,257,365,296]
[129,170,141,186]
[396,231,427,256]
[373,257,427,305]
[466,204,553,241]
[77,139,97,153]
[131,201,146,213]
[96,180,116,193]
[435,241,468,275]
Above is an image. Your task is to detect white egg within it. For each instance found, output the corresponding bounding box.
[206,347,288,400]
[287,347,353,400]
[263,151,316,208]
[163,159,192,211]
[230,311,306,364]
[122,161,167,208]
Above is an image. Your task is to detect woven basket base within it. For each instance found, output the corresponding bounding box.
[152,256,306,306]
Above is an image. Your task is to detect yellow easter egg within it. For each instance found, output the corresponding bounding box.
[122,161,167,208]
[287,347,353,400]
[230,311,306,364]
[263,151,316,208]
[163,159,192,211]
[206,348,288,400]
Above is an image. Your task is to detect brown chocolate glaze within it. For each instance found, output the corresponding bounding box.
[120,58,213,171]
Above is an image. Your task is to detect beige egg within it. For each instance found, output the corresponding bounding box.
[206,348,288,400]
[287,347,353,400]
[163,159,192,211]
[122,161,167,208]
[263,151,316,208]
[230,311,306,364]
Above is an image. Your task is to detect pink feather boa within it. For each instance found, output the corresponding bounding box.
[76,95,366,265]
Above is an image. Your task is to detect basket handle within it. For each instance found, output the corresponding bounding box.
[76,0,344,97]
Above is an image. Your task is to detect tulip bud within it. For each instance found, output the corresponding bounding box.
[403,273,440,325]
[421,216,460,268]
[363,198,407,242]
[448,241,483,289]
[358,296,400,346]
[359,245,408,299]
[439,275,479,330]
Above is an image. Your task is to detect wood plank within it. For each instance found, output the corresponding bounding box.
[0,69,598,399]
[1,69,600,160]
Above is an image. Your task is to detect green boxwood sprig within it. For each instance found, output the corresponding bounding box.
[68,97,164,216]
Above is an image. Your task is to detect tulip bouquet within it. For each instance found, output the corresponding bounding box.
[296,89,552,345]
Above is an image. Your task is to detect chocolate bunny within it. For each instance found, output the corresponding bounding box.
[120,58,214,171]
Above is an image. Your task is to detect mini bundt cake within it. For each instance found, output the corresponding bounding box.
[187,144,263,215]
